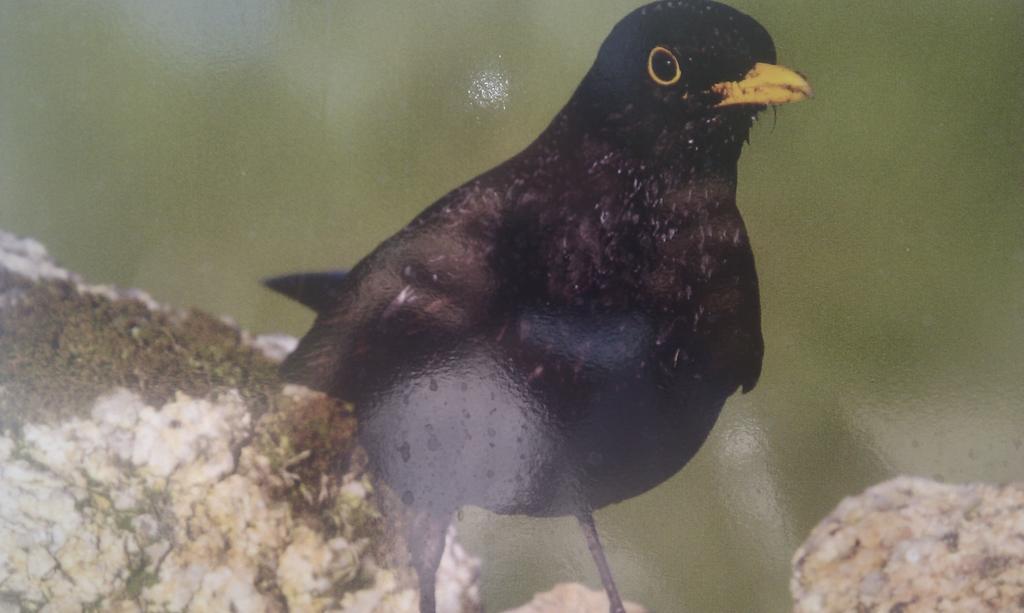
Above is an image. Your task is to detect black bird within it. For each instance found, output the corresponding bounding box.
[267,1,810,611]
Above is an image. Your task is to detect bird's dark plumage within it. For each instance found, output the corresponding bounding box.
[268,2,810,611]
[263,271,349,314]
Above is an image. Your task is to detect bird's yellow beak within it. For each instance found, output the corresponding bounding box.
[711,62,812,108]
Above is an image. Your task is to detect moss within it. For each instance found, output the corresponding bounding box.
[252,390,360,517]
[120,554,159,601]
[0,277,281,431]
[82,599,106,613]
[113,511,136,533]
[247,387,392,569]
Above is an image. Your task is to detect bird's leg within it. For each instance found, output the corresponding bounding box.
[577,512,626,613]
[407,510,450,613]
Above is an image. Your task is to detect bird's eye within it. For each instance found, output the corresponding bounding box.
[647,46,681,86]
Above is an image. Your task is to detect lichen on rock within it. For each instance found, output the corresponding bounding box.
[0,229,481,612]
[0,244,281,430]
[0,384,483,612]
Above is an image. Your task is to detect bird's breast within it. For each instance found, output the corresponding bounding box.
[496,305,731,511]
[513,309,655,376]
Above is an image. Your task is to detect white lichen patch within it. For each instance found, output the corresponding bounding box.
[277,525,362,610]
[1,389,258,611]
[0,229,160,310]
[0,231,73,285]
[0,387,481,612]
[249,333,299,363]
[436,526,481,613]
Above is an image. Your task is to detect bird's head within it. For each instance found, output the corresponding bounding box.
[570,0,811,160]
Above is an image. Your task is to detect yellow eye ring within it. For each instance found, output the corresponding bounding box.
[647,46,681,86]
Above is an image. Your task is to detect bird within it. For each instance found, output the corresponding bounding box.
[266,1,810,611]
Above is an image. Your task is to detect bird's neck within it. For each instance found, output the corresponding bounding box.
[522,101,745,218]
[534,98,747,195]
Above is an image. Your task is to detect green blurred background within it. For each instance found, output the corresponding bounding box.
[2,1,1022,610]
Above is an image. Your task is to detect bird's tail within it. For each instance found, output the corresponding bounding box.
[263,271,349,314]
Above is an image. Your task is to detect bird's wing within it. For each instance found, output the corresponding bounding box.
[272,193,505,400]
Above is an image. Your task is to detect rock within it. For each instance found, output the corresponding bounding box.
[791,476,1024,612]
[0,228,481,612]
[503,583,647,613]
